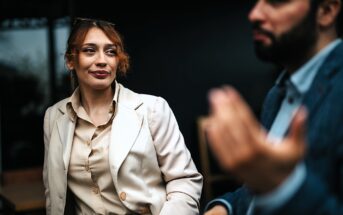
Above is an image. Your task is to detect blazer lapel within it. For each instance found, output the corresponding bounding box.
[56,110,76,173]
[109,84,144,173]
[261,72,288,130]
[303,42,343,123]
[302,74,331,123]
[261,85,286,130]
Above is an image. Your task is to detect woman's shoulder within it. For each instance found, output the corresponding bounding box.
[140,93,166,106]
[45,97,70,115]
[118,83,168,108]
[43,97,70,129]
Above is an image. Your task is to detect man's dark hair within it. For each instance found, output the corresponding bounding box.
[338,5,343,37]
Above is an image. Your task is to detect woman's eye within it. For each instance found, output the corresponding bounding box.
[106,49,117,56]
[82,47,95,54]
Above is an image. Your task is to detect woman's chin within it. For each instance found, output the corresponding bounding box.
[83,82,113,91]
[93,84,113,91]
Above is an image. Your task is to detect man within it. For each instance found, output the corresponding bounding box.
[205,0,343,214]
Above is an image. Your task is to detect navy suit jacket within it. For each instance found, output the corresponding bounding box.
[211,42,343,215]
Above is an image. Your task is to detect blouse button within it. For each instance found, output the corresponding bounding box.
[92,187,99,194]
[288,96,294,104]
[86,140,91,146]
[119,192,126,201]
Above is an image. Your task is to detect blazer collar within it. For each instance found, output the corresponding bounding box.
[109,83,144,173]
[55,82,144,173]
[56,114,75,173]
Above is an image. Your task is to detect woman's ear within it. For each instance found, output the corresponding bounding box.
[317,0,341,28]
[66,60,74,71]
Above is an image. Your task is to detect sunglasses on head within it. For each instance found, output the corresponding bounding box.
[73,17,115,27]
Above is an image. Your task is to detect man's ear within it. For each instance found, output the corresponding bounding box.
[317,0,341,28]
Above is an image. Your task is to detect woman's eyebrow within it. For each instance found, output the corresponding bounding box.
[104,44,116,48]
[81,43,115,47]
[81,43,96,47]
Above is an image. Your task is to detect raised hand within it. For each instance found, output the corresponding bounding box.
[206,86,307,194]
[204,205,229,215]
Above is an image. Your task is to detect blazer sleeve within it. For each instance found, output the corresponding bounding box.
[43,107,52,214]
[267,137,343,215]
[205,186,252,215]
[147,97,203,215]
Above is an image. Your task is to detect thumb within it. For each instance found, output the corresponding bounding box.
[288,106,307,150]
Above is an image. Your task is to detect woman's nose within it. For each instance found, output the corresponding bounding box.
[95,52,107,67]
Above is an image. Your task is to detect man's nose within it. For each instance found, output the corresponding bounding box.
[248,1,266,24]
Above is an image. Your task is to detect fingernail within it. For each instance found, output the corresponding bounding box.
[208,89,220,101]
[297,106,308,119]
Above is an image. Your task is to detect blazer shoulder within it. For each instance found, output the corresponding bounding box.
[117,83,168,110]
[44,98,69,125]
[47,98,69,114]
[140,94,167,107]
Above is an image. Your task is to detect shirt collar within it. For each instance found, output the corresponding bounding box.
[276,39,342,95]
[66,81,120,122]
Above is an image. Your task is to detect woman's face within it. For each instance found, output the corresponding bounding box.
[68,27,118,91]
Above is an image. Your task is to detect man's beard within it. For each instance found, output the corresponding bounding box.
[252,9,318,66]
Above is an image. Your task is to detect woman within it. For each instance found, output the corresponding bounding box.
[43,18,202,215]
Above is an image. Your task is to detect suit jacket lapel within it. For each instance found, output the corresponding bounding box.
[302,42,343,124]
[109,84,143,174]
[261,72,289,129]
[261,85,285,130]
[302,73,331,123]
[56,104,76,173]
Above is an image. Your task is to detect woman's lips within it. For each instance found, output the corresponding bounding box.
[89,70,111,79]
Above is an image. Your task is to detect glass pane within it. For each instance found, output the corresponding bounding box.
[0,18,69,170]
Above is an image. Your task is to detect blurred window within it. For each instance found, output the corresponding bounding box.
[0,17,70,171]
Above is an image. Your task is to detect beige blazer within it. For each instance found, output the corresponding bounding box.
[43,83,203,215]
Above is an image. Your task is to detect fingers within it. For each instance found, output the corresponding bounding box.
[224,87,268,153]
[222,86,261,135]
[208,87,234,118]
[288,106,307,147]
[205,116,236,169]
[203,205,229,215]
[207,86,266,171]
[207,88,238,169]
[209,86,265,151]
[285,106,307,160]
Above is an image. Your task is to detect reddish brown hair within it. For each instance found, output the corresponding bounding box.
[65,18,130,77]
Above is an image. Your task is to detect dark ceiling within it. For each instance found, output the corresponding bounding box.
[0,0,252,21]
[0,0,69,19]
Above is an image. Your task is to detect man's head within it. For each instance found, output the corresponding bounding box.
[249,0,342,68]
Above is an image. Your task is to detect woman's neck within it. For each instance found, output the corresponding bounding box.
[79,85,114,125]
